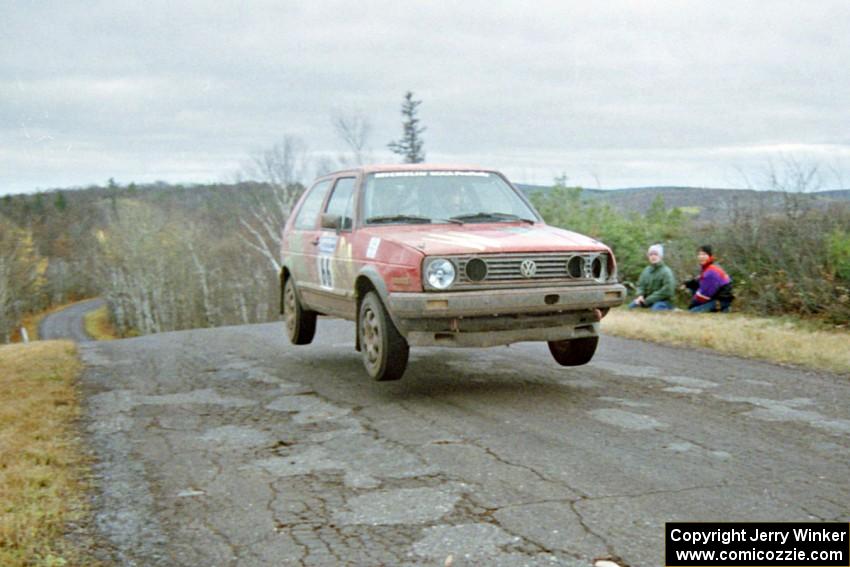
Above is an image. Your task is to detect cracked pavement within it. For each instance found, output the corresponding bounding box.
[75,319,850,566]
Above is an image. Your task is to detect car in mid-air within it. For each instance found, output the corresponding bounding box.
[280,164,625,381]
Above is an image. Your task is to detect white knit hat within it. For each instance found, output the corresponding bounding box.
[647,244,664,258]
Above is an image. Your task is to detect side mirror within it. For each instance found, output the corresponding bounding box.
[320,213,342,230]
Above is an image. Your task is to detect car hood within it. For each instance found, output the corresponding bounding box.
[364,223,608,256]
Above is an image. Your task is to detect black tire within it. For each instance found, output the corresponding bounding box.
[358,291,409,381]
[283,278,316,345]
[548,336,598,366]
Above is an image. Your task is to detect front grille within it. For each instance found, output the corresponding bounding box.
[453,252,609,287]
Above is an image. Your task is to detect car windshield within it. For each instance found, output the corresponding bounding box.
[362,171,538,225]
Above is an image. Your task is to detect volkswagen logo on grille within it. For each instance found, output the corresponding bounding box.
[520,259,537,278]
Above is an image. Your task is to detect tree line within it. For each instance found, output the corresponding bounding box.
[1,93,848,341]
[531,174,850,325]
[0,181,283,340]
[2,165,846,344]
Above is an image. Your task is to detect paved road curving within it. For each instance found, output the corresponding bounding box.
[39,298,105,342]
[77,319,849,566]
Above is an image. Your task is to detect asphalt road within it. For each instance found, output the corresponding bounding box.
[73,317,849,566]
[39,298,104,341]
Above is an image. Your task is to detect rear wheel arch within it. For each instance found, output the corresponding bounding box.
[283,278,316,345]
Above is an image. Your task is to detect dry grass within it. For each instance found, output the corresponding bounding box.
[16,312,44,343]
[0,341,92,566]
[602,308,850,375]
[84,305,119,341]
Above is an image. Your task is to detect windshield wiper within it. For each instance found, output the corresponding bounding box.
[449,212,535,224]
[366,214,433,224]
[366,215,464,225]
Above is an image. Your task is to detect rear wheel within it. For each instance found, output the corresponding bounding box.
[358,292,409,381]
[283,279,316,345]
[548,336,598,366]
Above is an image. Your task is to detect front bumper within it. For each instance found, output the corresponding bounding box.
[386,283,625,347]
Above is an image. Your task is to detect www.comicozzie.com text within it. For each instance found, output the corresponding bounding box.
[670,527,847,546]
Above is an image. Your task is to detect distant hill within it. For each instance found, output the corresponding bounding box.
[516,184,850,222]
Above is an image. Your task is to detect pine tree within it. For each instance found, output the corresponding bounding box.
[388,91,425,163]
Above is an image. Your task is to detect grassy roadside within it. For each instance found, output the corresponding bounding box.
[84,305,119,341]
[602,308,850,375]
[0,341,94,566]
[15,307,63,343]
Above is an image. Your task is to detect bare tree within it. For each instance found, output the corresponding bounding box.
[239,199,289,274]
[0,255,13,343]
[237,136,310,273]
[96,200,163,335]
[240,135,309,188]
[763,156,821,220]
[185,230,218,328]
[332,110,373,166]
[0,222,44,343]
[314,155,338,177]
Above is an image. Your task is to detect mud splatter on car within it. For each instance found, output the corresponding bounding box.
[281,164,625,380]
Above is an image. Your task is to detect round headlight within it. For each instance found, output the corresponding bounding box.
[426,258,456,290]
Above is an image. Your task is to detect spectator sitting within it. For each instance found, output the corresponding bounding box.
[685,244,734,313]
[629,244,676,311]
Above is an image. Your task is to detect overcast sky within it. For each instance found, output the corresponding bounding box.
[2,1,849,195]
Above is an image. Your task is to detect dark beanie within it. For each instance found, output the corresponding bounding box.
[698,244,713,256]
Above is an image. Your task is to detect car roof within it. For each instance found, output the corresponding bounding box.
[323,163,497,177]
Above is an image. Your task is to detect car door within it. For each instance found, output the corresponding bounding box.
[313,176,358,319]
[285,178,333,311]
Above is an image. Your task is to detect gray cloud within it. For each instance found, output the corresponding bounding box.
[2,1,848,193]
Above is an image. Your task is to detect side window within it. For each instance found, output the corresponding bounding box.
[293,180,332,230]
[324,177,356,230]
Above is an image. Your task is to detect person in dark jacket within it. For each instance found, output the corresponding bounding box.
[630,244,676,310]
[685,245,734,312]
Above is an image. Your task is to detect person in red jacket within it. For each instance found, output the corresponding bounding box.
[684,245,734,313]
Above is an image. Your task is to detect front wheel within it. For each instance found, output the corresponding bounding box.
[358,292,409,381]
[548,336,598,366]
[283,279,316,345]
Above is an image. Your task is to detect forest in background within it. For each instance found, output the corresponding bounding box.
[2,91,849,339]
[2,161,849,344]
[0,179,293,341]
[530,180,850,324]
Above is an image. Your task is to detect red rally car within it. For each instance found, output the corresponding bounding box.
[280,164,625,381]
